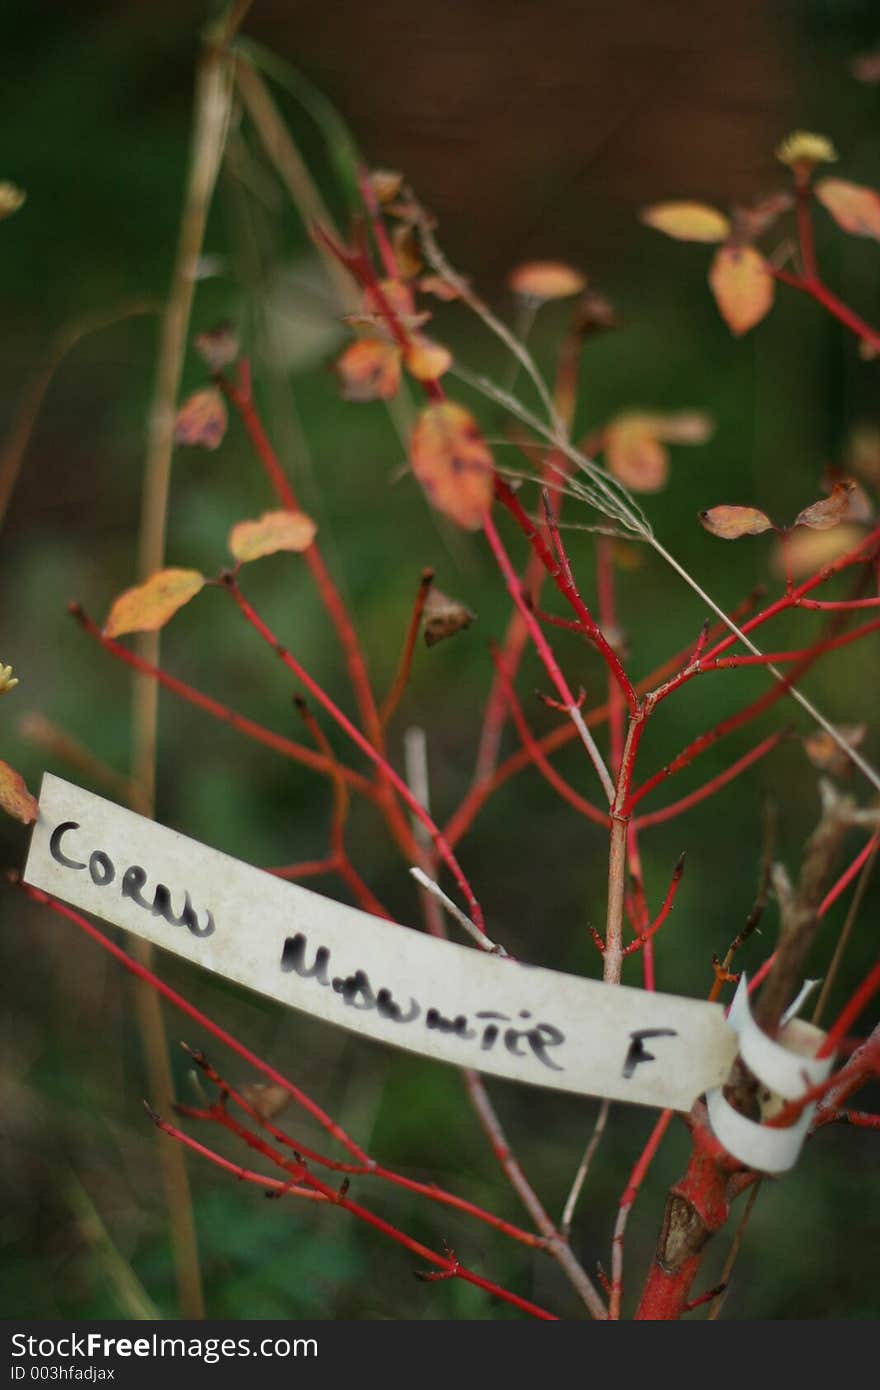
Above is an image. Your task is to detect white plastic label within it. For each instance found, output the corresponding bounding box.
[705,976,835,1172]
[24,774,741,1109]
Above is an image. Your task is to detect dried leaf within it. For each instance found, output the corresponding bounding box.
[699,505,774,539]
[604,417,669,492]
[238,1082,292,1121]
[773,523,865,579]
[404,336,453,381]
[174,387,228,450]
[640,201,731,243]
[794,482,855,531]
[104,569,205,638]
[422,587,476,646]
[0,183,26,220]
[0,760,38,824]
[574,290,618,334]
[418,274,463,302]
[820,468,874,523]
[507,261,586,300]
[229,510,317,564]
[370,169,404,203]
[410,402,494,531]
[194,323,240,371]
[803,724,866,779]
[708,244,774,336]
[335,338,402,402]
[815,178,880,241]
[731,191,794,243]
[391,223,423,279]
[852,50,880,85]
[651,411,714,445]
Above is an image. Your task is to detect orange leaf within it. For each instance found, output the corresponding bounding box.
[405,336,453,381]
[794,481,855,531]
[370,169,403,204]
[640,201,731,243]
[410,402,494,531]
[391,224,423,279]
[815,178,880,241]
[708,244,774,336]
[604,417,669,493]
[507,261,586,300]
[335,339,401,402]
[173,387,228,450]
[229,510,317,563]
[104,569,205,638]
[803,724,866,779]
[0,760,38,824]
[699,505,774,539]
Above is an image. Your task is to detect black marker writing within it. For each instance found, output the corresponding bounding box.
[48,820,215,938]
[622,1028,678,1078]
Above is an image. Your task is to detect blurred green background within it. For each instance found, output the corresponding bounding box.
[1,0,878,1320]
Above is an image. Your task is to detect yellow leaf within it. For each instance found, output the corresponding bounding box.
[370,169,403,204]
[815,178,880,241]
[229,510,317,563]
[335,338,401,402]
[773,524,865,579]
[410,403,494,531]
[507,261,586,300]
[405,336,453,381]
[604,417,669,492]
[104,569,205,638]
[173,387,228,450]
[699,505,774,539]
[0,183,26,220]
[0,760,38,824]
[640,201,731,243]
[708,244,774,336]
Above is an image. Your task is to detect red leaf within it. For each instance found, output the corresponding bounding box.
[174,388,228,450]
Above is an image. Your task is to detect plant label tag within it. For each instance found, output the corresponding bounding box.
[24,774,739,1110]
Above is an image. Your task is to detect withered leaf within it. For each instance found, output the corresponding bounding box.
[409,402,495,531]
[104,569,205,639]
[603,411,713,494]
[194,323,240,371]
[803,724,866,780]
[335,338,402,402]
[794,482,855,531]
[0,760,38,824]
[391,223,423,279]
[229,510,317,564]
[699,505,774,539]
[507,261,586,300]
[238,1082,292,1121]
[708,244,774,336]
[174,387,228,450]
[423,587,476,647]
[640,201,731,243]
[418,274,462,302]
[0,183,26,220]
[815,179,880,241]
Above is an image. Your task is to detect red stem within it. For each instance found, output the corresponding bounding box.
[631,730,786,827]
[225,575,486,932]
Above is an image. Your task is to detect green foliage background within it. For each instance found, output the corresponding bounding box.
[0,0,878,1320]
